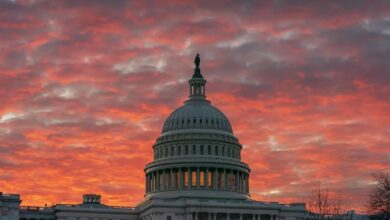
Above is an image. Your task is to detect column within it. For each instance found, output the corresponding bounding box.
[156,171,160,191]
[149,174,151,192]
[227,213,230,220]
[188,168,192,189]
[224,169,227,190]
[179,168,183,189]
[205,168,209,189]
[213,169,217,190]
[246,174,249,192]
[213,213,217,220]
[163,169,167,190]
[196,167,200,188]
[169,169,173,189]
[145,174,148,192]
[236,171,239,192]
[239,214,243,220]
[151,172,155,192]
[252,214,255,220]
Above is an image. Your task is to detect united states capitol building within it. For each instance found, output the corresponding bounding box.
[0,55,307,220]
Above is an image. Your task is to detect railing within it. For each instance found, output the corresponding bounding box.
[55,204,136,210]
[20,206,51,211]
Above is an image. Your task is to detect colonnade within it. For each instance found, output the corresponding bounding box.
[146,167,249,194]
[141,213,279,220]
[191,213,277,220]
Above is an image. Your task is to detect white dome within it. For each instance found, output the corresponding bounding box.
[162,99,233,134]
[144,55,250,200]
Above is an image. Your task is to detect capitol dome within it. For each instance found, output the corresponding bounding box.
[162,99,233,134]
[144,54,250,200]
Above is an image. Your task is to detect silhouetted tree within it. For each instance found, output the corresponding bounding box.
[368,172,390,220]
[306,181,345,220]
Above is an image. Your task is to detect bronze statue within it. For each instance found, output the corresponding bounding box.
[194,53,200,68]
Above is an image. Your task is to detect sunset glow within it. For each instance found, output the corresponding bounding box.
[0,0,389,213]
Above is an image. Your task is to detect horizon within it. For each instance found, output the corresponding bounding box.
[1,0,389,214]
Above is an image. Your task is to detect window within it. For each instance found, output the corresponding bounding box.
[222,147,225,156]
[200,145,204,155]
[178,146,181,155]
[200,171,205,186]
[217,171,224,189]
[185,145,188,155]
[208,145,211,155]
[165,148,168,157]
[192,145,196,155]
[175,171,179,188]
[184,171,188,187]
[167,216,172,220]
[215,146,218,156]
[191,171,196,186]
[171,146,174,156]
[208,171,212,187]
[228,172,236,191]
[227,148,230,157]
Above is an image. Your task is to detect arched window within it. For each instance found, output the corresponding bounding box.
[191,170,196,187]
[184,170,188,187]
[200,170,205,186]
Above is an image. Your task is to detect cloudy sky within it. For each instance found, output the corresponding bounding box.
[1,0,389,213]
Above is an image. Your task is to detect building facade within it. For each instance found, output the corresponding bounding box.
[1,55,307,220]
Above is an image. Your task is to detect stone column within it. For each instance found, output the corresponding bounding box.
[252,214,255,220]
[224,169,227,190]
[188,168,192,189]
[145,174,148,193]
[213,169,218,189]
[236,171,239,192]
[179,168,183,189]
[169,169,173,189]
[205,168,209,189]
[163,169,166,190]
[197,167,200,188]
[247,174,249,192]
[156,171,160,191]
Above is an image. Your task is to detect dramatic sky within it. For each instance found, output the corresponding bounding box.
[1,0,389,213]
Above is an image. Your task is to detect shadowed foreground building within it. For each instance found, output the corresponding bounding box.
[1,55,307,220]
